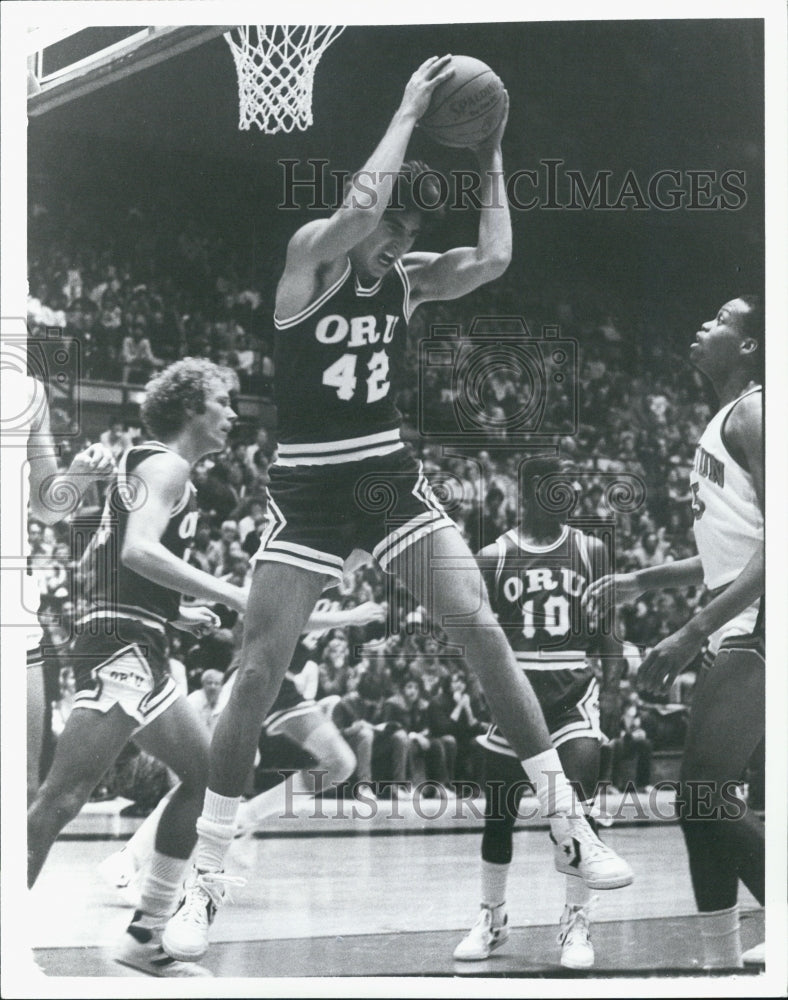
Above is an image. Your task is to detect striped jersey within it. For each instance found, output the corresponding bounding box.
[78,443,199,628]
[273,259,412,466]
[481,524,606,713]
[689,385,763,589]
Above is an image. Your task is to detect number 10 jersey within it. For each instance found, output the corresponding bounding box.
[481,524,605,717]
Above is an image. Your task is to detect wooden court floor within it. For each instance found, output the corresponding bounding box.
[22,822,765,984]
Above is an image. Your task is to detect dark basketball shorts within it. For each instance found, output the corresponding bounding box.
[478,676,602,758]
[252,447,455,579]
[69,617,179,728]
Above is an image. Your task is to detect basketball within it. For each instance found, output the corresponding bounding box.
[419,55,506,148]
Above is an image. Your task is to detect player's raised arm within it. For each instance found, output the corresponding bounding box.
[406,92,512,310]
[122,452,247,613]
[283,56,455,268]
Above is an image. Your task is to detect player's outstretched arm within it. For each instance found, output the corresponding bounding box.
[283,56,454,268]
[585,556,705,621]
[406,92,512,310]
[121,452,247,614]
[304,600,386,632]
[27,378,115,524]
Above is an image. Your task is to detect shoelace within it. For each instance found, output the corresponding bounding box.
[474,905,506,935]
[180,872,247,922]
[569,818,614,861]
[558,896,598,944]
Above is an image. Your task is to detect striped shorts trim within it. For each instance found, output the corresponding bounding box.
[478,678,602,757]
[72,642,180,729]
[373,466,455,571]
[27,645,44,671]
[251,494,346,580]
[264,700,323,736]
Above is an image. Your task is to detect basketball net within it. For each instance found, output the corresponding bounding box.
[224,25,345,134]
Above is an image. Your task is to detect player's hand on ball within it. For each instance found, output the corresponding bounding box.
[400,55,454,122]
[174,604,221,637]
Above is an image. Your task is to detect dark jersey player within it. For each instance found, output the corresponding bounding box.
[454,456,626,970]
[27,359,248,978]
[164,56,631,965]
[586,295,765,968]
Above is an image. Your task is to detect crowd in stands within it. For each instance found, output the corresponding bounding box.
[29,198,716,806]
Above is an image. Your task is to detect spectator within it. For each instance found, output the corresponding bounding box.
[206,519,240,577]
[187,669,225,735]
[383,676,456,792]
[99,420,132,462]
[601,691,654,793]
[427,671,485,784]
[121,322,162,383]
[333,670,409,799]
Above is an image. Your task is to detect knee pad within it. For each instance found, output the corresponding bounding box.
[482,814,515,866]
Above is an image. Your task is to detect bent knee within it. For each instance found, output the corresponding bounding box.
[32,781,92,829]
[304,724,356,785]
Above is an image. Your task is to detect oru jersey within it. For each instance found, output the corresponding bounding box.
[273,259,412,466]
[79,443,199,629]
[689,385,763,651]
[482,525,605,719]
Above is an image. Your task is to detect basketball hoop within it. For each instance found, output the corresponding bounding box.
[224,25,345,134]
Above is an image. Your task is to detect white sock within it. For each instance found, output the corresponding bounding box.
[521,748,585,847]
[521,749,576,817]
[480,860,509,913]
[195,790,241,873]
[565,874,592,908]
[698,905,743,968]
[126,786,177,870]
[239,772,313,829]
[137,850,189,920]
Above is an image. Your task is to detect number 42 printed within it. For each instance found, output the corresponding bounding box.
[322,350,390,403]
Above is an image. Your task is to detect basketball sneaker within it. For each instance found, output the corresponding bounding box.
[552,815,633,890]
[742,941,765,965]
[558,899,597,969]
[114,911,213,977]
[453,904,510,961]
[161,869,245,961]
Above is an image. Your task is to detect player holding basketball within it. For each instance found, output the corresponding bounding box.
[27,359,248,978]
[586,295,765,968]
[454,456,627,969]
[163,55,632,963]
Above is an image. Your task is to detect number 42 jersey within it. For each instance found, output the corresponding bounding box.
[273,259,412,466]
[480,524,607,717]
